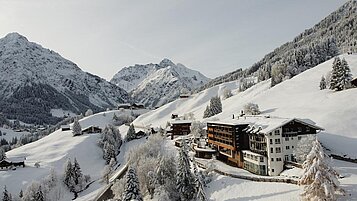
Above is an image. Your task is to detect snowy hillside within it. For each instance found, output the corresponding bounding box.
[134,54,357,159]
[0,110,143,200]
[111,59,210,108]
[0,33,129,124]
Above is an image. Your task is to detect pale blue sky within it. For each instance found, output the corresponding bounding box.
[0,0,348,80]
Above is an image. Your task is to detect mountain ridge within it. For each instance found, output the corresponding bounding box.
[0,32,130,124]
[111,59,210,108]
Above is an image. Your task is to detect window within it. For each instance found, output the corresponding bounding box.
[260,157,264,162]
[272,169,274,172]
[274,130,280,135]
[275,139,281,144]
[286,146,290,150]
[271,158,274,162]
[292,146,294,149]
[285,137,289,141]
[285,155,289,161]
[291,137,294,140]
[276,147,281,153]
[276,158,282,161]
[270,139,273,144]
[269,132,272,136]
[298,136,302,140]
[270,148,274,153]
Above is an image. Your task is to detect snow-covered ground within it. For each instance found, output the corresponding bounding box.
[0,110,148,200]
[0,127,30,142]
[134,54,357,159]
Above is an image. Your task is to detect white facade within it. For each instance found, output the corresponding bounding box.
[265,127,284,176]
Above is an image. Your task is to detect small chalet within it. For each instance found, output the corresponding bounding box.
[0,159,25,170]
[170,120,192,139]
[171,113,179,119]
[117,103,131,109]
[82,126,102,134]
[131,103,145,110]
[61,125,71,131]
[351,77,357,87]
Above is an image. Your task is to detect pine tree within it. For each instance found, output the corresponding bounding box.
[72,158,83,186]
[299,140,343,201]
[126,124,136,141]
[0,147,6,161]
[341,58,352,89]
[203,105,211,118]
[320,76,327,90]
[63,159,75,192]
[19,189,23,198]
[122,167,143,201]
[176,140,195,201]
[330,57,343,91]
[193,160,207,201]
[34,185,44,201]
[72,119,82,136]
[2,186,12,201]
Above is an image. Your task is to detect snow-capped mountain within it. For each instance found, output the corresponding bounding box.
[111,59,210,108]
[0,33,129,124]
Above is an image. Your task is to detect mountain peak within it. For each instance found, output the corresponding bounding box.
[3,32,28,42]
[159,58,175,68]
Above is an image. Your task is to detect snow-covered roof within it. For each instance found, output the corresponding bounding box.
[208,116,324,134]
[81,125,102,131]
[171,120,192,124]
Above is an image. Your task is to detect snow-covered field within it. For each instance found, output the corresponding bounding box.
[0,127,30,142]
[0,110,147,200]
[134,54,357,159]
[132,54,357,200]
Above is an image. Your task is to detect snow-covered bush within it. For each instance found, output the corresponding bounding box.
[34,162,40,168]
[98,124,122,164]
[299,140,343,201]
[293,135,316,163]
[101,158,116,184]
[243,103,261,115]
[222,88,233,100]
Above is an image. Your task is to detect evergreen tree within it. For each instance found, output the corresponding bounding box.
[330,57,343,91]
[320,76,327,90]
[122,167,143,201]
[72,158,83,187]
[203,105,211,118]
[193,160,207,201]
[34,185,44,201]
[126,124,136,141]
[0,147,6,161]
[19,189,23,198]
[63,159,75,192]
[176,140,195,201]
[2,186,12,201]
[299,140,343,201]
[72,119,82,136]
[341,58,352,89]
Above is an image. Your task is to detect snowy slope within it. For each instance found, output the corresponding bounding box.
[134,54,357,158]
[111,59,210,108]
[0,33,129,124]
[0,110,143,200]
